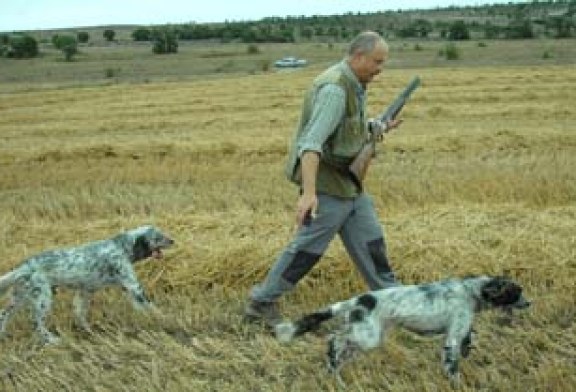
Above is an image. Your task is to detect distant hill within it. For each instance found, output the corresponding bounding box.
[3,1,575,43]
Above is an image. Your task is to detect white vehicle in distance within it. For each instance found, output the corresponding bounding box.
[274,56,308,68]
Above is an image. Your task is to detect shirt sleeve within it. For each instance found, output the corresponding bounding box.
[297,83,346,157]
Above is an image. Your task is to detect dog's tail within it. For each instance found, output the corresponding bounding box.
[275,298,356,343]
[0,269,19,297]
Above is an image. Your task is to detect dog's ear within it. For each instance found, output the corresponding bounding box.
[481,277,522,306]
[132,235,152,261]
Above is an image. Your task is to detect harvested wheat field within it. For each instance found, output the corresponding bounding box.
[0,59,575,391]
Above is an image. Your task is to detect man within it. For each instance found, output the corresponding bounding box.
[246,31,403,327]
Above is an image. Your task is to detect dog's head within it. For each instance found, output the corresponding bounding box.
[481,276,531,310]
[129,225,174,262]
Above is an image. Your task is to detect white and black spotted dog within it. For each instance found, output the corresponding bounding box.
[0,225,174,344]
[276,275,530,386]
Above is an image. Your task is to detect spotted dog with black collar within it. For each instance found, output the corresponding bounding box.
[276,276,530,386]
[0,226,174,344]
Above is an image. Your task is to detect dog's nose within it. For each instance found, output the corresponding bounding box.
[514,297,531,309]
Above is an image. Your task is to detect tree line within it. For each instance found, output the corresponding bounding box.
[0,29,117,60]
[1,1,574,59]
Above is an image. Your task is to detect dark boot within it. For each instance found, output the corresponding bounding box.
[244,300,283,327]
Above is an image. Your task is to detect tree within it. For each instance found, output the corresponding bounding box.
[397,19,434,38]
[327,26,340,40]
[505,19,534,39]
[0,34,9,57]
[483,21,501,39]
[77,32,90,43]
[152,29,178,54]
[6,35,39,58]
[240,28,257,43]
[132,28,152,41]
[547,16,574,38]
[300,26,314,40]
[103,29,115,42]
[53,35,78,61]
[448,20,471,40]
[413,19,433,37]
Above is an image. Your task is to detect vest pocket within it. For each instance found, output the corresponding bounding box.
[328,114,367,158]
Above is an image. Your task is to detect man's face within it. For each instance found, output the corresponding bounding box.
[351,42,388,86]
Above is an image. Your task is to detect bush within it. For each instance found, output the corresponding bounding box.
[247,44,260,55]
[259,59,271,72]
[6,35,39,58]
[444,43,461,60]
[104,67,120,78]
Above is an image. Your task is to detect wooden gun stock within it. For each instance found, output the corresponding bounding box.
[348,139,376,189]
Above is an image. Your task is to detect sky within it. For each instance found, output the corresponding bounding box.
[1,0,523,32]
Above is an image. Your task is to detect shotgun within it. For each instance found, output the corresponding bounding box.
[349,76,421,188]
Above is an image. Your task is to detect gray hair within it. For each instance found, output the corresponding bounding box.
[347,31,388,56]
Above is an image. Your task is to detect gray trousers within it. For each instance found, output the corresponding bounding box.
[250,193,397,303]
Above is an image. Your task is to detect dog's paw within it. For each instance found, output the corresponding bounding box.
[42,334,61,346]
[275,322,296,343]
[72,320,94,334]
[448,372,461,389]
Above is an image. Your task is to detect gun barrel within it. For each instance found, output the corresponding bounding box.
[349,76,421,188]
[379,76,421,122]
